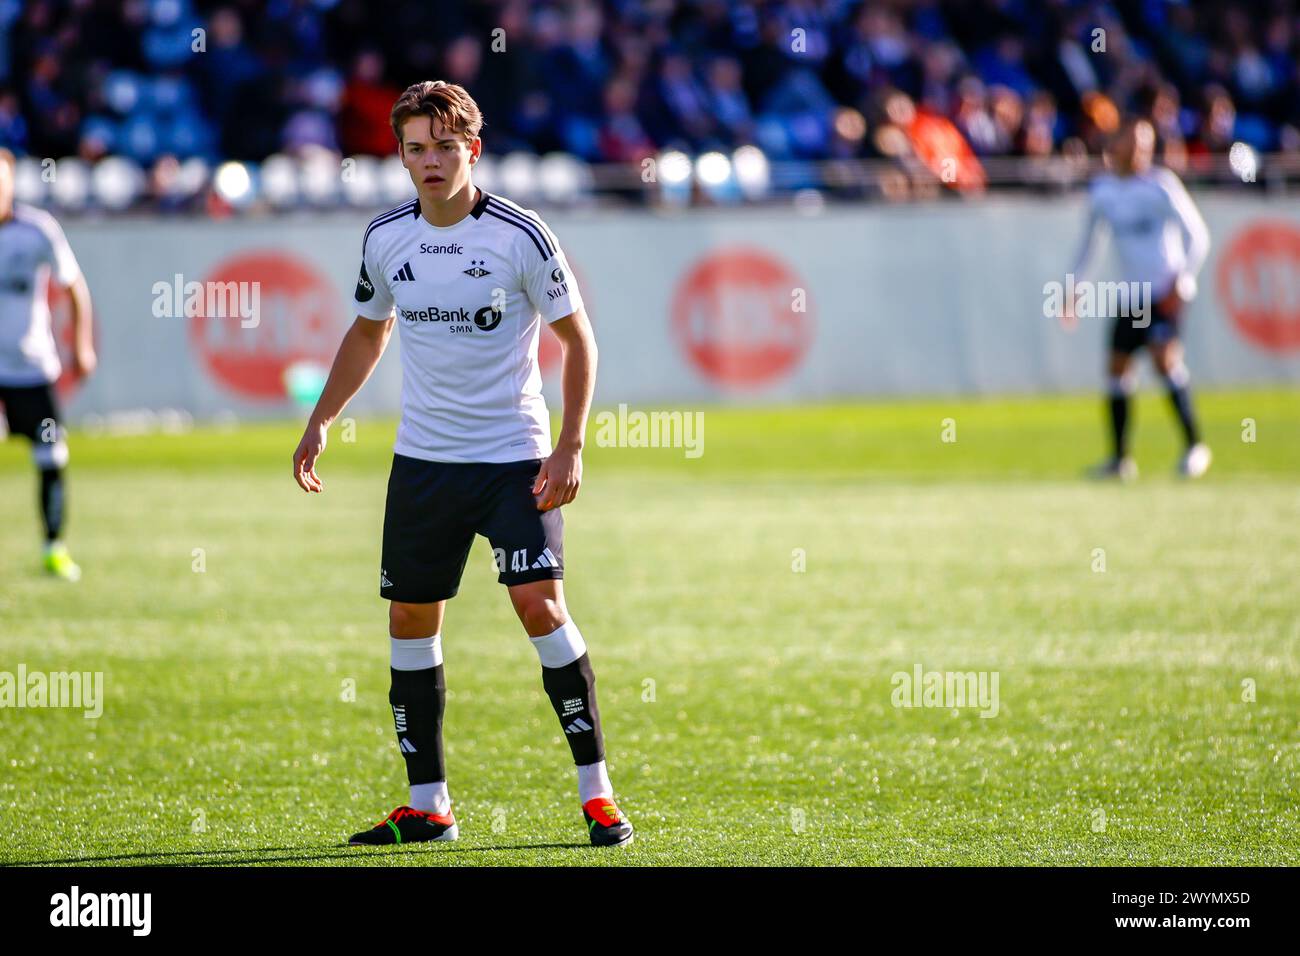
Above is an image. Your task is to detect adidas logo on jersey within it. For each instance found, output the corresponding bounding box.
[391,262,415,282]
[463,258,491,278]
[530,548,560,570]
[380,569,393,588]
[399,737,418,752]
[565,718,593,734]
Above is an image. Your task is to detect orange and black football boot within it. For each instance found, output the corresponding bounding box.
[583,797,633,847]
[348,805,458,846]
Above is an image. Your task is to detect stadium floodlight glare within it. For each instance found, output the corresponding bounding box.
[656,150,693,206]
[91,156,144,210]
[379,155,417,202]
[537,153,592,204]
[1228,142,1258,183]
[49,158,91,209]
[658,150,692,186]
[732,145,770,198]
[259,154,300,207]
[695,151,732,187]
[499,152,539,202]
[213,161,255,207]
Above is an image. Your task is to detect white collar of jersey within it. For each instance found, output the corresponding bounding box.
[411,188,492,233]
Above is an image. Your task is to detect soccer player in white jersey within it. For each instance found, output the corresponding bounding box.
[0,148,96,580]
[1068,118,1212,479]
[292,81,632,847]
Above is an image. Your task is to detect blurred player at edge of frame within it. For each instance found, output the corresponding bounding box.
[1066,117,1212,480]
[0,148,96,580]
[292,81,633,848]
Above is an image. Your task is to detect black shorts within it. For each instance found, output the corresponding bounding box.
[1110,294,1182,355]
[380,454,564,603]
[0,382,60,441]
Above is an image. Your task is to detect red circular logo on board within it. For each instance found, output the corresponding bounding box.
[1216,221,1300,353]
[188,252,342,400]
[671,248,812,387]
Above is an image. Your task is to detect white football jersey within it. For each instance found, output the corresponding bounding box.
[353,189,584,463]
[0,204,82,385]
[1071,168,1210,299]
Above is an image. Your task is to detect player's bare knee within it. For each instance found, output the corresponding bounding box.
[389,601,440,638]
[516,596,567,636]
[1153,344,1183,379]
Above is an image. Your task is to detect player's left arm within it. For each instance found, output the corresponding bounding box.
[1160,169,1211,299]
[40,212,96,378]
[65,273,95,378]
[534,306,597,511]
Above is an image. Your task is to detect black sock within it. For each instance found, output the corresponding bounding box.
[1108,392,1130,460]
[39,467,64,542]
[1165,379,1200,447]
[542,653,605,766]
[388,665,446,786]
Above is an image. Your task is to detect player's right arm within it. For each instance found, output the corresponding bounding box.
[1157,168,1210,301]
[1063,182,1103,329]
[294,243,397,493]
[293,315,395,493]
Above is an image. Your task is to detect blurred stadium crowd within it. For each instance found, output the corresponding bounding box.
[2,0,1296,209]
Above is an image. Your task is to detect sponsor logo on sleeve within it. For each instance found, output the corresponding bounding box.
[546,265,569,301]
[355,262,375,302]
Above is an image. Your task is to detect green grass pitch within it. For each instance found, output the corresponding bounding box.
[1,388,1297,866]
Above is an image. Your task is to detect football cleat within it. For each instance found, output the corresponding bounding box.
[1087,456,1138,482]
[1178,442,1212,479]
[348,805,458,846]
[583,797,634,848]
[43,542,82,582]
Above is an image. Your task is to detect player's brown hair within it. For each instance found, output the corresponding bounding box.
[390,81,484,144]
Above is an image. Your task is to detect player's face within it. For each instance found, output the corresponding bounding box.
[399,115,480,203]
[1112,122,1155,174]
[1130,123,1155,172]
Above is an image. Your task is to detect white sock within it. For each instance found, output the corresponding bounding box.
[410,781,450,815]
[390,634,442,671]
[528,619,586,668]
[577,760,613,804]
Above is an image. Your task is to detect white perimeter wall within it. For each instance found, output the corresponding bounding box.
[56,194,1300,421]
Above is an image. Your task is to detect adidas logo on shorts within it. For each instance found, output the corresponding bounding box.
[530,548,560,570]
